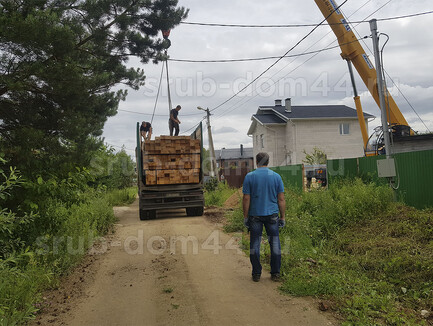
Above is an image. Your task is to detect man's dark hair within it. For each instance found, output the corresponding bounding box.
[176,105,181,110]
[256,152,269,167]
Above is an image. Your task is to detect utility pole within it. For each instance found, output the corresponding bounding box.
[370,19,392,158]
[198,107,217,178]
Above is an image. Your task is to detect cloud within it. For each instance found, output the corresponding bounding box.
[103,0,433,152]
[213,126,238,134]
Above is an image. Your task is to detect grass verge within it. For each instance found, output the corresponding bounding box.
[204,182,238,207]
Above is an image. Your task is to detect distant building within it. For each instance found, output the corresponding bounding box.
[215,145,253,188]
[215,145,253,170]
[247,98,375,167]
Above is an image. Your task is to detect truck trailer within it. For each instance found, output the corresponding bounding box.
[136,122,204,220]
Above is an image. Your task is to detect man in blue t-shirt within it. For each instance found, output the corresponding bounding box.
[242,152,286,282]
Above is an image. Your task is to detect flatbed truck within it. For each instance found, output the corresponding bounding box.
[135,122,204,220]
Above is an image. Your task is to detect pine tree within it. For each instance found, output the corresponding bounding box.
[0,0,187,177]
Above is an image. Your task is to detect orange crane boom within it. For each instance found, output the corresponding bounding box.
[315,0,410,138]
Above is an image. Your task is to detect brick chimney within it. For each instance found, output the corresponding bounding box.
[285,98,291,112]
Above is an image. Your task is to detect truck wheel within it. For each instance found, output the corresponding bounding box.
[186,206,204,217]
[195,206,204,216]
[139,209,156,220]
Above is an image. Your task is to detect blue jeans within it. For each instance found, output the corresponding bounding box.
[249,213,281,275]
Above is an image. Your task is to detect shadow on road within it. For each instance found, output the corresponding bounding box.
[155,209,188,220]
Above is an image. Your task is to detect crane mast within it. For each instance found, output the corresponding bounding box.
[314,0,411,148]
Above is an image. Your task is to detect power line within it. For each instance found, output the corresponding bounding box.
[209,0,349,113]
[180,10,433,28]
[168,40,368,63]
[104,142,136,152]
[118,109,202,117]
[212,0,376,120]
[216,0,430,133]
[182,117,206,135]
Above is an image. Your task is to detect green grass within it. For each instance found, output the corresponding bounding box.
[223,205,244,233]
[163,287,174,294]
[171,303,180,309]
[204,182,238,207]
[0,187,136,325]
[224,178,433,325]
[104,187,137,206]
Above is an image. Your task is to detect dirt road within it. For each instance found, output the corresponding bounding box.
[34,200,336,326]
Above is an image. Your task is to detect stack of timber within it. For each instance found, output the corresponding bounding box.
[143,136,201,185]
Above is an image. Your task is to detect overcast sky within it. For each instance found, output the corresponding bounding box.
[102,0,433,155]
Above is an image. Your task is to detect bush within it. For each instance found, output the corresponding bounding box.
[104,187,137,206]
[204,182,238,207]
[298,178,394,239]
[89,146,136,190]
[0,160,137,325]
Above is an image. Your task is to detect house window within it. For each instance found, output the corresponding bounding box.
[260,134,264,148]
[340,123,350,135]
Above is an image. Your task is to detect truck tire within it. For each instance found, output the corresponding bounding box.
[186,206,204,217]
[139,209,156,220]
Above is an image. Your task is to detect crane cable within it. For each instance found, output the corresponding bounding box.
[150,62,165,125]
[165,50,173,118]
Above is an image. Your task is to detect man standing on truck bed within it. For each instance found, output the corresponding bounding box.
[242,152,286,282]
[169,105,181,136]
[140,121,152,140]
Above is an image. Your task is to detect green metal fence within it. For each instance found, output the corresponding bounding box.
[270,164,304,191]
[327,149,433,209]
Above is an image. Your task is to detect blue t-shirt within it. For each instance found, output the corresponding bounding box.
[242,167,284,216]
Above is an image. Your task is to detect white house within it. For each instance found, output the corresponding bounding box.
[247,98,375,167]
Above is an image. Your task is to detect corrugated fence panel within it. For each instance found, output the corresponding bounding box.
[358,156,385,184]
[393,150,433,209]
[327,150,433,209]
[271,165,304,191]
[327,158,358,182]
[274,150,433,208]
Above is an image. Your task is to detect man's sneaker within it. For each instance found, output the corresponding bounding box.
[252,274,261,282]
[271,273,281,282]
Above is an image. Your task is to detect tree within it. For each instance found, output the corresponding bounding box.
[302,147,327,165]
[0,0,188,178]
[202,147,211,176]
[90,145,136,189]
